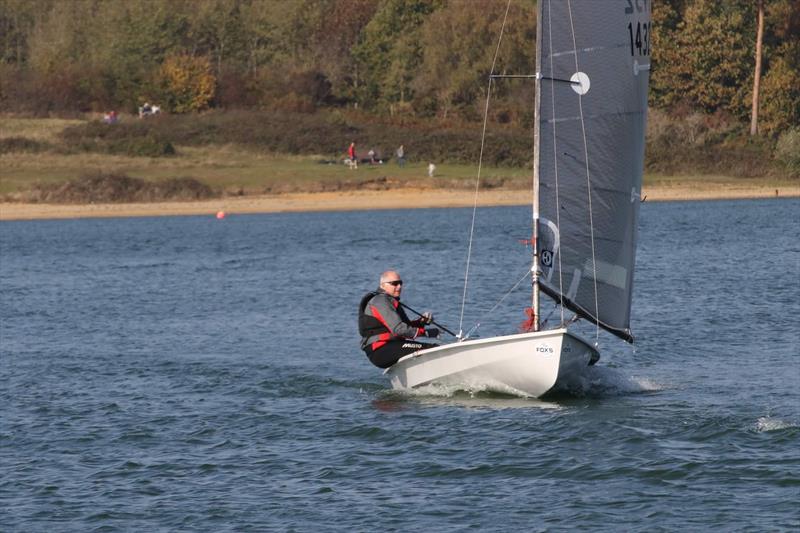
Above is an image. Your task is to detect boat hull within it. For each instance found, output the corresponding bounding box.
[384,328,598,398]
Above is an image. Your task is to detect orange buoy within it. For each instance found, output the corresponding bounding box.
[216,211,226,219]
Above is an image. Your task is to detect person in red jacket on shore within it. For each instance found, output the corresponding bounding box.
[348,141,358,169]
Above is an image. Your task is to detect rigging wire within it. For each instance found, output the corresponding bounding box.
[461,268,532,340]
[457,0,514,340]
[567,0,601,343]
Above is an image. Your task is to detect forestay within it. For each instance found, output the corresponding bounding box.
[535,0,650,343]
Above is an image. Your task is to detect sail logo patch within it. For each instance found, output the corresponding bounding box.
[541,250,554,267]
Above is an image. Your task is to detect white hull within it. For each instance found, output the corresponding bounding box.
[384,328,599,398]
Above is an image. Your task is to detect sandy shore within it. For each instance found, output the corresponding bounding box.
[1,183,797,221]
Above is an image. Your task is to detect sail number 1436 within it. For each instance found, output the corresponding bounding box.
[628,21,650,56]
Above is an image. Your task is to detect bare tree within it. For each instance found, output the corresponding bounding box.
[750,0,764,136]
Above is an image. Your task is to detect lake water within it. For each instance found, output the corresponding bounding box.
[1,198,798,531]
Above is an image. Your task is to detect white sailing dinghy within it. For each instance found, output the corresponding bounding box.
[385,0,651,397]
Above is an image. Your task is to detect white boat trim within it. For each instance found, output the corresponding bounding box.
[384,328,599,397]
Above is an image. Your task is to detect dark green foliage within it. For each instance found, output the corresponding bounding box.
[0,137,51,153]
[28,173,217,203]
[60,120,176,157]
[352,0,441,111]
[146,176,217,200]
[644,109,784,177]
[646,135,774,178]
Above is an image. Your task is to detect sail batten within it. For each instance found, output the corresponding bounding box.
[545,110,648,125]
[535,0,650,342]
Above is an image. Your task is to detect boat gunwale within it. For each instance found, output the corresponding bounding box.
[384,327,596,374]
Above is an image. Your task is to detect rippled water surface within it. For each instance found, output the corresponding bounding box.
[1,198,799,531]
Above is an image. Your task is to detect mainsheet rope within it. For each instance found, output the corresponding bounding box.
[457,0,514,340]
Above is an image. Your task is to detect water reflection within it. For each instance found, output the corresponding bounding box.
[373,388,562,410]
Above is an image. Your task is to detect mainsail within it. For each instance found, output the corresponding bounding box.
[534,0,650,342]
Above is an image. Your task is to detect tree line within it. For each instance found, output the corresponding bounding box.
[1,0,798,136]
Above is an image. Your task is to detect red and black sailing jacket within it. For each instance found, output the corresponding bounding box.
[358,290,424,351]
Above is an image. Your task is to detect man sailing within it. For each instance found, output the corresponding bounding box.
[358,270,439,368]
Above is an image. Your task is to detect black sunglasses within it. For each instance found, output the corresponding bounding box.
[384,280,403,286]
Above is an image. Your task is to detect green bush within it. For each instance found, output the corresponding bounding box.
[0,137,51,154]
[645,108,788,178]
[59,121,176,157]
[774,128,800,177]
[28,173,216,203]
[107,134,176,157]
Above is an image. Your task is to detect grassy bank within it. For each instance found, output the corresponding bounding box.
[1,142,531,198]
[0,114,530,200]
[1,114,797,204]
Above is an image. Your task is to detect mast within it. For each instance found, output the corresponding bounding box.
[531,0,544,331]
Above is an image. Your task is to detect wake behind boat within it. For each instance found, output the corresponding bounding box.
[376,0,650,397]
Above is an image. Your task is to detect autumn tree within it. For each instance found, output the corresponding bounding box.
[157,54,216,113]
[750,0,764,135]
[666,0,757,118]
[649,0,685,109]
[757,0,800,134]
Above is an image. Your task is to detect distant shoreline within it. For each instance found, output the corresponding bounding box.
[1,184,798,221]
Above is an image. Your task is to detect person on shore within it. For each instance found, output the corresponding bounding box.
[428,162,436,177]
[358,270,439,368]
[348,141,358,169]
[396,144,405,167]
